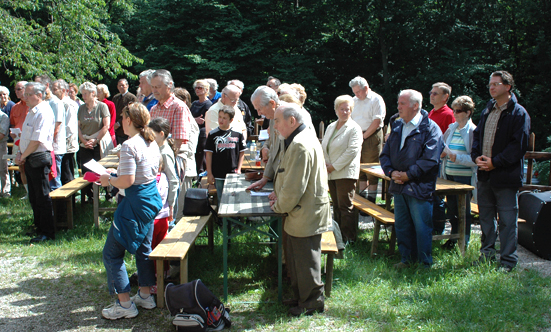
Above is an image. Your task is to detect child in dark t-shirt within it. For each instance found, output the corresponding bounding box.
[205,105,247,201]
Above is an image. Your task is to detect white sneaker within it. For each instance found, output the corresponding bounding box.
[131,291,156,309]
[101,300,139,320]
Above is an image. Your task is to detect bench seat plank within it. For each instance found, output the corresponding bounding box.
[352,195,396,257]
[320,230,337,297]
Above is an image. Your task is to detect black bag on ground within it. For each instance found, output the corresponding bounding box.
[183,188,211,216]
[165,279,231,331]
[518,191,551,260]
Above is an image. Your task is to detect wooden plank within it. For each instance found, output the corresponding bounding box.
[321,231,338,253]
[352,195,395,225]
[149,215,210,259]
[50,178,89,199]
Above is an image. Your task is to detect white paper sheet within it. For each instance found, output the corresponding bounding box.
[9,128,21,135]
[83,159,109,175]
[250,191,272,197]
[258,129,269,141]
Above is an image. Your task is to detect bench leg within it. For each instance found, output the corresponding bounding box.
[93,184,99,228]
[371,220,382,257]
[325,253,334,298]
[156,260,165,309]
[66,198,74,229]
[208,213,215,252]
[180,255,188,284]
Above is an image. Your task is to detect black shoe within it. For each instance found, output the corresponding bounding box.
[288,305,324,317]
[442,240,456,250]
[30,235,51,243]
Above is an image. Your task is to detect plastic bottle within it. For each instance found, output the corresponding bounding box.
[249,140,256,160]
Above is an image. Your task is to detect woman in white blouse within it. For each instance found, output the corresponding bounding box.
[321,95,363,242]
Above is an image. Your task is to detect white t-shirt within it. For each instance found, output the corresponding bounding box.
[20,101,55,154]
[49,94,66,154]
[62,96,79,153]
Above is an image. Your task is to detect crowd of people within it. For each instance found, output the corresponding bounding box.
[0,69,530,318]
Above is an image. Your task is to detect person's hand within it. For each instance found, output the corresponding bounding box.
[440,151,447,159]
[99,173,111,187]
[326,164,335,173]
[195,115,205,125]
[476,155,495,171]
[247,177,268,191]
[15,152,24,165]
[391,170,409,184]
[236,169,241,174]
[207,174,215,186]
[448,153,457,163]
[269,193,277,208]
[85,138,96,149]
[261,147,269,164]
[10,133,18,139]
[114,122,120,130]
[169,207,173,221]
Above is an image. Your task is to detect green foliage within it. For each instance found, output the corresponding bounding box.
[0,0,141,83]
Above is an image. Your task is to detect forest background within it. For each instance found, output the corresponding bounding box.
[1,0,549,149]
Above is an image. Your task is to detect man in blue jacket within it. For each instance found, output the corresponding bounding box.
[471,71,530,272]
[380,89,443,267]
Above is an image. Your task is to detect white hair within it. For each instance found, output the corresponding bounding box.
[251,85,279,107]
[278,83,300,100]
[25,82,46,97]
[53,79,69,91]
[278,101,304,124]
[205,78,218,91]
[0,86,9,96]
[349,76,369,89]
[79,82,97,95]
[399,89,423,108]
[139,69,156,84]
[227,79,244,91]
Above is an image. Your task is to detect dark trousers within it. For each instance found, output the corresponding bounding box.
[61,152,76,185]
[25,153,55,239]
[286,233,324,309]
[195,128,207,174]
[116,135,128,146]
[78,145,101,199]
[328,179,357,242]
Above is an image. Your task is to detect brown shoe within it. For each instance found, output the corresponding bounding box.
[393,262,410,269]
[282,299,299,307]
[288,306,324,317]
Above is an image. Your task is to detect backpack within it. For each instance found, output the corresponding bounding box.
[165,279,231,331]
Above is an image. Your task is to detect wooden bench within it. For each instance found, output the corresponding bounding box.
[352,195,396,256]
[149,214,213,308]
[49,177,90,229]
[321,230,338,297]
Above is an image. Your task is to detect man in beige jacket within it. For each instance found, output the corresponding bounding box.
[269,102,331,316]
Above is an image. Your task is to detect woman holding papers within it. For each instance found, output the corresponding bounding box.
[99,102,162,319]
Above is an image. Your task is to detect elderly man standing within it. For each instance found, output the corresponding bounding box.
[380,89,443,268]
[206,78,221,104]
[149,69,197,220]
[204,85,247,140]
[16,82,56,243]
[52,79,79,184]
[139,70,158,111]
[349,76,386,202]
[228,79,254,138]
[35,75,66,191]
[472,71,530,272]
[269,102,331,316]
[113,78,138,145]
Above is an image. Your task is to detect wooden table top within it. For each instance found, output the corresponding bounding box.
[218,173,283,218]
[360,163,474,194]
[98,154,120,169]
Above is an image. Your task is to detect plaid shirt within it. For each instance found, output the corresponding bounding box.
[482,102,508,158]
[150,94,191,142]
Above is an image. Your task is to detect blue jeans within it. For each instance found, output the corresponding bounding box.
[445,175,472,245]
[103,224,156,295]
[477,180,519,267]
[215,178,225,203]
[49,154,63,191]
[394,194,433,266]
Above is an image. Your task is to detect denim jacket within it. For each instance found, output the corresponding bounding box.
[380,109,443,201]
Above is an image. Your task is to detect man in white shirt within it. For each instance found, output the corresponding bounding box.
[204,85,247,141]
[52,79,79,184]
[16,82,56,243]
[349,76,386,202]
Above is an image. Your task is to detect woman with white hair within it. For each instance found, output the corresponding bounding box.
[78,82,111,202]
[321,95,363,242]
[0,86,15,117]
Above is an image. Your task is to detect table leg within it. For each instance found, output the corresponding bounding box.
[457,194,466,256]
[384,180,391,211]
[278,217,283,303]
[223,217,228,303]
[93,183,99,228]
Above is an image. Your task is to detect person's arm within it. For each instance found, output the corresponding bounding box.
[53,122,61,140]
[16,140,40,164]
[363,118,381,139]
[96,115,110,142]
[206,151,214,185]
[100,173,135,189]
[272,143,310,214]
[491,108,530,169]
[330,125,363,172]
[405,124,443,181]
[236,151,245,174]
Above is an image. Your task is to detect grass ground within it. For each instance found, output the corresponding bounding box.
[1,185,551,331]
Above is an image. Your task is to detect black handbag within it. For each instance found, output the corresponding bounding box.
[183,188,212,216]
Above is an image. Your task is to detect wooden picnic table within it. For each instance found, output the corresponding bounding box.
[360,163,475,255]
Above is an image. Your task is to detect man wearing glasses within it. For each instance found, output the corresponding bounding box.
[204,84,247,140]
[471,71,530,272]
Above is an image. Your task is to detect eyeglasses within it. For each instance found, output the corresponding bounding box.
[223,92,237,103]
[23,93,36,97]
[452,109,466,113]
[487,82,504,88]
[428,91,440,96]
[194,86,204,90]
